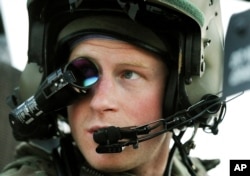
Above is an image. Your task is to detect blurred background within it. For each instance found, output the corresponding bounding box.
[0,0,250,175]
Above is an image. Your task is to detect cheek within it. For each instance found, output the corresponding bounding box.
[67,103,93,149]
[67,103,86,136]
[67,97,89,123]
[67,106,78,135]
[125,85,165,124]
[67,106,74,123]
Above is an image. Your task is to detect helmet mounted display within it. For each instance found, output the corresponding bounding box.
[25,0,223,110]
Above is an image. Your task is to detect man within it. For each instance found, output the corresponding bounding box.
[0,0,225,175]
[67,37,170,175]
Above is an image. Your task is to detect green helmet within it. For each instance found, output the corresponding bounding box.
[15,0,224,138]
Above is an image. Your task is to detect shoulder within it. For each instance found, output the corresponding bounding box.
[0,142,57,176]
[171,150,220,176]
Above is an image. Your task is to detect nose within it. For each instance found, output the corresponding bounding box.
[89,76,118,114]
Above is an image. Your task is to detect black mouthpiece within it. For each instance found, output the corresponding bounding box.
[93,126,121,145]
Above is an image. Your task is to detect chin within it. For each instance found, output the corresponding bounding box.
[83,146,136,173]
[88,154,127,172]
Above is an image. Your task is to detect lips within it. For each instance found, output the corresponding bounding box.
[88,125,108,134]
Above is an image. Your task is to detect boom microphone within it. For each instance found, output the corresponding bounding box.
[94,126,122,145]
[93,94,225,153]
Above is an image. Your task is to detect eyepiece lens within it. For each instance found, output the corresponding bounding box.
[66,58,99,88]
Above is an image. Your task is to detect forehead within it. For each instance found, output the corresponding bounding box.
[69,38,164,62]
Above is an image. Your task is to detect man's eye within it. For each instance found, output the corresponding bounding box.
[122,71,140,80]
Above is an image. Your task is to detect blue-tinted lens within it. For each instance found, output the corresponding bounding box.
[66,58,99,88]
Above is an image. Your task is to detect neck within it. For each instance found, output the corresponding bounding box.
[129,133,172,176]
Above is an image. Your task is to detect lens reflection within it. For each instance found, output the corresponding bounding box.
[84,77,98,87]
[66,58,99,89]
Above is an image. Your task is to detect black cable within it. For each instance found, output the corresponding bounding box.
[164,132,183,176]
[173,133,197,176]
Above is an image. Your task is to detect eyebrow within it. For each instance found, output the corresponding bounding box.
[116,61,149,68]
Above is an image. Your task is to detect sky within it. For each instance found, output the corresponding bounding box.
[0,0,250,175]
